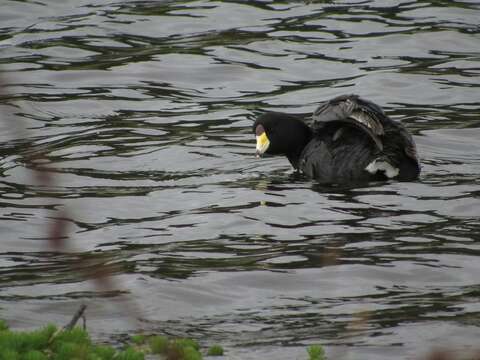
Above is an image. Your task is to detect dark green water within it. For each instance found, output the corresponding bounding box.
[1,1,480,359]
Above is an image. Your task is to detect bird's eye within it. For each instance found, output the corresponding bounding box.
[255,124,266,136]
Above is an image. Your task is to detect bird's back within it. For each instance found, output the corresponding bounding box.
[304,94,420,183]
[299,124,382,183]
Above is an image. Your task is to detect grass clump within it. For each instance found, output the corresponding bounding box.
[180,345,202,360]
[173,338,200,351]
[0,349,20,360]
[0,324,56,354]
[307,344,326,360]
[116,347,145,360]
[23,350,48,360]
[207,345,224,356]
[144,335,203,359]
[92,345,116,359]
[0,321,144,359]
[149,335,169,354]
[131,334,147,345]
[171,338,202,360]
[0,319,223,360]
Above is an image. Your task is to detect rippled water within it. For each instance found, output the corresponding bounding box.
[1,0,480,359]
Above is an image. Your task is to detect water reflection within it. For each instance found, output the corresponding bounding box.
[1,0,480,359]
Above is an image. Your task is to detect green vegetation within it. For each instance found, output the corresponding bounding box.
[0,322,143,360]
[207,345,224,356]
[0,319,327,359]
[131,334,147,345]
[149,335,169,354]
[307,344,326,360]
[0,321,208,360]
[0,320,8,331]
[138,335,203,359]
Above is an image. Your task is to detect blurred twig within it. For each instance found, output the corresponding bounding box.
[1,72,143,328]
[64,304,87,331]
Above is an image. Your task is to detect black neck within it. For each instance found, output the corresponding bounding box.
[286,130,312,169]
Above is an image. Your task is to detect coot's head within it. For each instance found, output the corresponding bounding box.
[253,112,312,168]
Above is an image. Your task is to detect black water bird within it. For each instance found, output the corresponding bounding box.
[253,94,420,183]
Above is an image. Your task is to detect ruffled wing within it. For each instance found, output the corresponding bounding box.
[312,94,386,151]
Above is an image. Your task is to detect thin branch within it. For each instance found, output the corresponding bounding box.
[64,304,87,331]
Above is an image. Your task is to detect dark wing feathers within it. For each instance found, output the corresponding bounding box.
[312,94,420,174]
[312,95,385,133]
[313,94,386,151]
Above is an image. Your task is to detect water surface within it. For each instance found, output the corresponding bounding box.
[1,1,480,359]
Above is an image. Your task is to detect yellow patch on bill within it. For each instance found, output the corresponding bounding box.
[255,132,270,156]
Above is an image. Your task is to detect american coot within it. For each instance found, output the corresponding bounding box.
[253,94,420,183]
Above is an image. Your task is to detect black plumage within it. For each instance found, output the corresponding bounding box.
[253,94,420,184]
